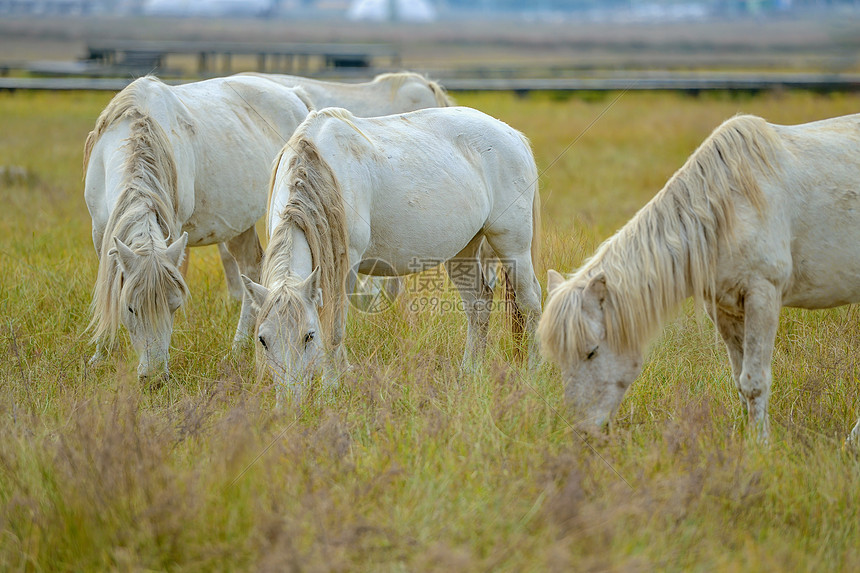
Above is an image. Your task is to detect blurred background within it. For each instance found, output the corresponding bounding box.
[1,1,860,89]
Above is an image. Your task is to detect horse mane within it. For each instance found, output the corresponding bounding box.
[289,85,316,113]
[261,124,349,350]
[372,71,454,107]
[539,114,781,365]
[85,76,188,348]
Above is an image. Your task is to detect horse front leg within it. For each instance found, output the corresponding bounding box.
[88,339,105,366]
[323,250,363,383]
[708,305,745,407]
[739,281,781,443]
[226,227,264,352]
[847,418,860,451]
[218,242,244,300]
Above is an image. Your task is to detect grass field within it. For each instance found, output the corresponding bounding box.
[1,87,859,571]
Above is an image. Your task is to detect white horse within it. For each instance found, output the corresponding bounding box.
[241,107,542,402]
[84,74,310,378]
[538,113,860,447]
[244,71,452,116]
[216,71,455,295]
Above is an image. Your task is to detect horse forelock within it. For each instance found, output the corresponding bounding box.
[123,242,189,320]
[541,114,781,360]
[88,229,189,349]
[262,136,349,349]
[538,277,597,366]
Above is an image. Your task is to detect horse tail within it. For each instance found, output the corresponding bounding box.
[291,85,316,112]
[531,180,542,275]
[503,180,541,363]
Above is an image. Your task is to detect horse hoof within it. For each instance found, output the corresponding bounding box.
[139,371,169,390]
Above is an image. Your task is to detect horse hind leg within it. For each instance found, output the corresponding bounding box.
[477,237,500,291]
[485,236,542,368]
[445,234,493,372]
[226,226,264,351]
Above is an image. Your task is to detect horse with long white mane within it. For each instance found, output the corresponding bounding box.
[84,74,311,378]
[216,71,455,292]
[538,113,860,447]
[242,107,542,402]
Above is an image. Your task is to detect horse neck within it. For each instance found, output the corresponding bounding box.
[119,205,170,253]
[288,226,313,280]
[589,195,706,352]
[105,116,180,255]
[267,221,314,289]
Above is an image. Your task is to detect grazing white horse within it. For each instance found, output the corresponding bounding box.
[216,71,454,295]
[242,107,542,402]
[84,74,310,378]
[538,113,860,447]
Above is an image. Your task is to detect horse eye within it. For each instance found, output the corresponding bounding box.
[586,347,598,360]
[127,306,136,316]
[258,336,268,350]
[304,330,315,345]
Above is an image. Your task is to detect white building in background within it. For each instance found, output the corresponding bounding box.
[347,0,436,22]
[143,0,273,17]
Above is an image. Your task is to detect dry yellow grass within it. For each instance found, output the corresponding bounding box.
[1,88,859,571]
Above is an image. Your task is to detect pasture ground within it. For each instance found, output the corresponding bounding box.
[1,88,859,570]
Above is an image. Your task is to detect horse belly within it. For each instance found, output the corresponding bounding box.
[784,241,860,308]
[183,153,273,246]
[362,196,490,274]
[784,205,860,309]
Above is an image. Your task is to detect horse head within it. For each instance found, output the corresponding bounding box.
[111,232,189,379]
[242,267,328,404]
[541,269,644,437]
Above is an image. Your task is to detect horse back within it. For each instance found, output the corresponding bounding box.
[718,114,860,309]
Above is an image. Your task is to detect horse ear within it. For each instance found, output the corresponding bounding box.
[302,267,323,308]
[546,269,565,294]
[586,273,607,305]
[241,274,269,310]
[166,232,188,269]
[111,237,137,274]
